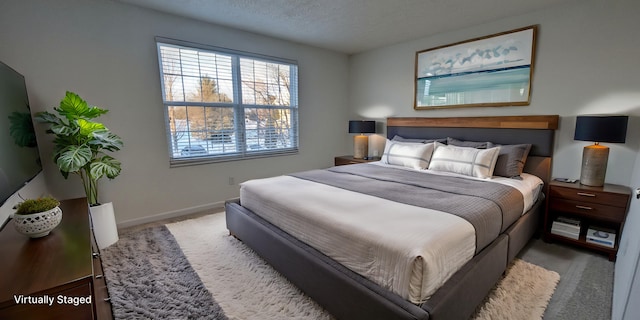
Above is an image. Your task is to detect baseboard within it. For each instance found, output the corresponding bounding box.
[117,201,225,229]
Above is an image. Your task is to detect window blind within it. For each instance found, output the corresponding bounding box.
[156,38,299,166]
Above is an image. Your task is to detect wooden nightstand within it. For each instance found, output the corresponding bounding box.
[334,155,380,166]
[544,180,631,261]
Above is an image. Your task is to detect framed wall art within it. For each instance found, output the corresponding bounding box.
[415,25,537,110]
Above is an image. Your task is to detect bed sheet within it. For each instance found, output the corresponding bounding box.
[239,165,540,303]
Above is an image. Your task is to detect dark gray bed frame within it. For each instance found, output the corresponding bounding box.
[225,115,559,320]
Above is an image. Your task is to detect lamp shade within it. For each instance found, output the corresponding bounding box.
[348,120,375,134]
[574,115,628,143]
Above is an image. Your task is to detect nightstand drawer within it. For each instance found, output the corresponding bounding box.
[334,155,379,166]
[335,158,361,166]
[549,186,628,207]
[550,199,626,222]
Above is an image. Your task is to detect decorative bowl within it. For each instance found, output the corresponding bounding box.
[13,207,63,238]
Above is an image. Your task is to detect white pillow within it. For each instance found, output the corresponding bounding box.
[382,140,435,170]
[428,143,500,178]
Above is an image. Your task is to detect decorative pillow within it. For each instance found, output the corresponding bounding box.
[428,143,500,179]
[392,135,447,144]
[446,137,494,149]
[382,140,435,169]
[493,144,532,179]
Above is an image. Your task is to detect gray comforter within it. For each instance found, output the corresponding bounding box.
[291,163,524,253]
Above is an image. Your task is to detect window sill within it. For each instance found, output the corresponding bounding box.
[169,149,299,167]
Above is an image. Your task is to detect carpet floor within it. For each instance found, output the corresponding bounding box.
[102,211,561,320]
[518,238,615,319]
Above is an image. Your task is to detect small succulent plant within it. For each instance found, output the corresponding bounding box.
[14,196,61,215]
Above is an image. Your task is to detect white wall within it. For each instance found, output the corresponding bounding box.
[0,173,47,228]
[0,0,350,225]
[614,151,640,319]
[349,0,640,185]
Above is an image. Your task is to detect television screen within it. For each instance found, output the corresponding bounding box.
[0,61,41,206]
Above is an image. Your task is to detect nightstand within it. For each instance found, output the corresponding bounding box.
[544,180,631,261]
[334,155,380,166]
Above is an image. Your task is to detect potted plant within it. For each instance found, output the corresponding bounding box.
[12,196,62,238]
[35,91,122,248]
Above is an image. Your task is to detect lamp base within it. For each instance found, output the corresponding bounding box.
[353,135,369,159]
[580,144,609,187]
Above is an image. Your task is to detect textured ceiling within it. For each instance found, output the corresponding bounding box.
[118,0,572,54]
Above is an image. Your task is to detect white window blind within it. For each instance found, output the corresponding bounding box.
[156,38,299,166]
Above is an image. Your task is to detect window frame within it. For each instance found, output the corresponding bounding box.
[155,37,299,167]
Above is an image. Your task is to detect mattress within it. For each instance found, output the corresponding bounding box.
[239,164,542,304]
[371,161,543,213]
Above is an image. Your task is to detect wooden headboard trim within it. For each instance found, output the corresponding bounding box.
[386,115,559,186]
[387,115,559,130]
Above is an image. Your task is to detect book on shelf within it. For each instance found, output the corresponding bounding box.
[552,222,580,233]
[586,226,616,248]
[550,216,580,239]
[551,216,581,237]
[550,228,580,240]
[555,216,581,226]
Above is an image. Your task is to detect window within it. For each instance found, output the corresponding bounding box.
[156,38,299,166]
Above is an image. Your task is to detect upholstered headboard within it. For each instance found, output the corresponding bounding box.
[386,115,559,186]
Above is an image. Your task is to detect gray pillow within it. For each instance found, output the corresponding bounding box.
[446,137,494,149]
[392,135,446,144]
[493,144,532,179]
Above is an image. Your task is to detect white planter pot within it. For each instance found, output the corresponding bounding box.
[90,202,119,249]
[13,206,63,238]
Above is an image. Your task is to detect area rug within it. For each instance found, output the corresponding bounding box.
[103,212,560,319]
[472,259,560,319]
[101,225,228,319]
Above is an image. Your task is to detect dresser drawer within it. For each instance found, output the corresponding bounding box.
[550,186,629,207]
[0,282,92,320]
[550,198,626,223]
[90,224,113,319]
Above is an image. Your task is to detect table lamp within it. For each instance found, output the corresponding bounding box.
[574,115,628,186]
[349,120,375,159]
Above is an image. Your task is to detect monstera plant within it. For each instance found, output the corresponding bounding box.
[35,91,123,206]
[9,110,37,148]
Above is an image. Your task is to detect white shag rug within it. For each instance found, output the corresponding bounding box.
[166,212,559,320]
[473,259,560,319]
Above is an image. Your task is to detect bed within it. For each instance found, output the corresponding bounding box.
[225,115,559,320]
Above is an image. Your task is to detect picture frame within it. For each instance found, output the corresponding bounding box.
[415,25,537,110]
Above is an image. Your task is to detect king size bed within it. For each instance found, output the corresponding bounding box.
[225,115,559,320]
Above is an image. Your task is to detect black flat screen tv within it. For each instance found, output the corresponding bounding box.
[0,61,41,207]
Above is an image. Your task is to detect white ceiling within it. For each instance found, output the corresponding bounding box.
[118,0,572,54]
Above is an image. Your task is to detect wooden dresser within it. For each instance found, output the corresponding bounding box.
[0,198,113,319]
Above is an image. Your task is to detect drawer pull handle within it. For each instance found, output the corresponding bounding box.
[104,297,111,302]
[577,192,596,197]
[576,205,593,210]
[92,252,100,258]
[95,274,103,279]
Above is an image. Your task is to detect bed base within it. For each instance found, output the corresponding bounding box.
[225,197,543,320]
[225,115,556,319]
